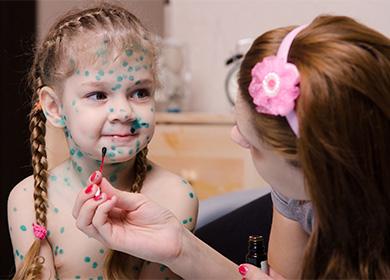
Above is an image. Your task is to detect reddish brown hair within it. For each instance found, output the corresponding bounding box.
[239,15,390,278]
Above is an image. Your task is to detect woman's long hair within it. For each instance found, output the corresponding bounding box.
[238,15,390,278]
[13,3,156,280]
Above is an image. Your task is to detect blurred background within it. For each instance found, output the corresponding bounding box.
[1,0,389,278]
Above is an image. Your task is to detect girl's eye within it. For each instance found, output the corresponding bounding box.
[131,89,151,100]
[87,91,107,101]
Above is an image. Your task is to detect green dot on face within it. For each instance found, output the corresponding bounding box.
[54,208,59,213]
[59,248,64,254]
[75,276,81,279]
[92,262,98,269]
[189,192,194,198]
[97,276,103,280]
[60,227,65,234]
[125,49,133,57]
[13,207,17,212]
[189,217,193,222]
[84,70,89,76]
[99,248,104,254]
[98,70,104,76]
[182,219,188,224]
[109,69,114,74]
[20,225,27,231]
[117,76,123,82]
[15,249,19,256]
[77,166,83,173]
[109,174,117,183]
[84,256,91,263]
[122,61,128,67]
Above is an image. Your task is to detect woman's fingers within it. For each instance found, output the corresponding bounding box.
[75,192,108,239]
[92,196,118,244]
[72,184,99,218]
[238,264,273,280]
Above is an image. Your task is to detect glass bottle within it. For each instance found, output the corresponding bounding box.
[246,235,268,273]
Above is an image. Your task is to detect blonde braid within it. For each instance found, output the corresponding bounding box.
[13,91,49,280]
[130,147,149,193]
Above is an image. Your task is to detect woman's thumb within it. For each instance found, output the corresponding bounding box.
[238,264,271,280]
[99,178,147,211]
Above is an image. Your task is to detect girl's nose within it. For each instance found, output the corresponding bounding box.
[107,102,135,123]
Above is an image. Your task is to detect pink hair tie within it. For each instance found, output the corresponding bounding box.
[248,24,308,136]
[32,223,47,240]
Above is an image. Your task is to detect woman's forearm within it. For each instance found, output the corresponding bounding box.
[167,228,239,279]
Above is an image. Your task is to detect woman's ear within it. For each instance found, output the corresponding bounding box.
[39,86,65,128]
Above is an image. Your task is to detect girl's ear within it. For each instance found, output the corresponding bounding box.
[39,86,65,128]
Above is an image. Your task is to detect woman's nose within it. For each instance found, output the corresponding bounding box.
[230,125,251,149]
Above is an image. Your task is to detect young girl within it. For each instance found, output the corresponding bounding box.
[7,3,198,280]
[73,15,389,279]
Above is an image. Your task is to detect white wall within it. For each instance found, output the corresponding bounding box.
[167,0,390,113]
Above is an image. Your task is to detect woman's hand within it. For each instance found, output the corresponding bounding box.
[72,176,184,265]
[238,264,285,280]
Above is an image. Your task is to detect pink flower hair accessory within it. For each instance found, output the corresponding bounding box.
[248,24,308,136]
[32,223,47,240]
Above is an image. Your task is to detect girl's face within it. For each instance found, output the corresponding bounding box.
[231,93,309,200]
[60,48,155,163]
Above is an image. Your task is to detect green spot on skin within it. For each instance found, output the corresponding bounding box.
[128,149,133,155]
[128,75,134,81]
[189,192,194,198]
[70,148,75,155]
[92,262,98,269]
[109,69,114,74]
[111,84,122,91]
[13,207,17,212]
[109,174,117,183]
[108,151,115,158]
[50,175,57,181]
[182,219,188,225]
[111,145,116,150]
[99,248,104,254]
[189,217,193,222]
[160,264,167,272]
[97,276,103,280]
[139,55,144,61]
[77,166,82,173]
[15,249,20,256]
[125,49,133,57]
[77,150,83,158]
[96,75,101,81]
[75,276,81,279]
[98,70,104,76]
[151,107,155,112]
[122,61,128,67]
[20,225,27,231]
[47,230,51,237]
[117,76,123,82]
[84,256,91,263]
[84,70,90,77]
[136,140,140,153]
[54,208,59,213]
[72,100,76,106]
[127,66,134,73]
[109,108,114,113]
[60,227,64,234]
[59,248,64,254]
[135,80,141,85]
[20,255,24,260]
[76,70,80,75]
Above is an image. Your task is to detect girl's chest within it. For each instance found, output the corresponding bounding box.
[46,203,108,279]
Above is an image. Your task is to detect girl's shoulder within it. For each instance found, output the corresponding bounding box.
[142,161,199,230]
[8,175,34,204]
